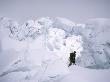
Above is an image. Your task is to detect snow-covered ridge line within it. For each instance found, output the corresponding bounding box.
[0,17,110,82]
[0,17,110,74]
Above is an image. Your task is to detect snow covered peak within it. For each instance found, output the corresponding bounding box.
[0,17,110,70]
[0,17,110,82]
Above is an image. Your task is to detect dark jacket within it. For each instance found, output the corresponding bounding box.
[70,52,76,63]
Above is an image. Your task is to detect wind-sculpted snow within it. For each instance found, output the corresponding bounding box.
[74,18,110,69]
[0,17,110,82]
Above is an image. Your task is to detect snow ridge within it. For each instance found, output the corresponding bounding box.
[0,17,110,82]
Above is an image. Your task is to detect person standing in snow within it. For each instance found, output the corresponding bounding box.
[68,51,76,67]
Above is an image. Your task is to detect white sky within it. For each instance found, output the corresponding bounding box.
[0,0,110,24]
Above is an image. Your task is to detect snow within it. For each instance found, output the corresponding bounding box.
[56,17,76,27]
[0,17,110,82]
[1,37,27,52]
[0,65,110,82]
[58,65,110,82]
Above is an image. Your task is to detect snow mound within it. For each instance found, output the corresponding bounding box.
[77,18,110,69]
[0,17,110,82]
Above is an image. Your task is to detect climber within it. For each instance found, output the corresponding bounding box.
[68,51,76,67]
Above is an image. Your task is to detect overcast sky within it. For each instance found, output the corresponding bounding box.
[0,0,110,24]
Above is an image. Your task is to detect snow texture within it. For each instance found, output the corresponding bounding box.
[0,17,110,82]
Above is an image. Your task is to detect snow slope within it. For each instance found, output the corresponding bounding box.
[0,17,110,82]
[58,65,110,82]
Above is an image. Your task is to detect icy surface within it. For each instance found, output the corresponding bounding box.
[0,17,110,82]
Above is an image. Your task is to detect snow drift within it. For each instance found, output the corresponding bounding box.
[0,17,110,82]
